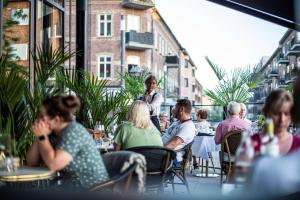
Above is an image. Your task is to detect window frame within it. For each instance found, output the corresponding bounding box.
[98,14,113,37]
[97,55,113,79]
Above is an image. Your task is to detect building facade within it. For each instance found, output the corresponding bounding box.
[1,0,204,104]
[252,29,300,103]
[66,0,202,104]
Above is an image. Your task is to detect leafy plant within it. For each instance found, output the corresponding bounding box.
[0,55,28,156]
[60,69,130,133]
[204,56,261,106]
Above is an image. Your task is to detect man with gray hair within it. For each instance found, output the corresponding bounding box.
[214,101,252,144]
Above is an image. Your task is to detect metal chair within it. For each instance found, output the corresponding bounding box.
[126,146,176,193]
[89,151,144,193]
[219,130,242,184]
[171,141,194,194]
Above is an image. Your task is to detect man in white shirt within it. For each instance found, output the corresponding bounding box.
[162,99,196,161]
[141,75,163,132]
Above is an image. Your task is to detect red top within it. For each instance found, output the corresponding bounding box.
[251,133,300,155]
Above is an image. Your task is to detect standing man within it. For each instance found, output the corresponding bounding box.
[162,99,196,161]
[141,75,163,131]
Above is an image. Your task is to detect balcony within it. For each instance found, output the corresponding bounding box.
[267,67,279,78]
[121,0,154,10]
[286,36,300,56]
[285,64,299,84]
[125,31,154,50]
[278,77,287,88]
[165,55,180,67]
[277,53,290,64]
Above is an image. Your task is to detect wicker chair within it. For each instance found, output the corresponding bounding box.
[126,146,176,193]
[219,130,242,184]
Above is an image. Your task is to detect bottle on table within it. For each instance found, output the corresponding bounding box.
[234,129,255,185]
[260,118,279,157]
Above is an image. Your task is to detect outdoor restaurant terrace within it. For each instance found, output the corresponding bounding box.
[0,0,300,199]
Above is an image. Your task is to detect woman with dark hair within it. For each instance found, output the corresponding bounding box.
[140,75,163,132]
[251,89,300,155]
[26,95,108,188]
[195,109,211,131]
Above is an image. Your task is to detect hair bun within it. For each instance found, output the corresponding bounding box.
[62,95,81,110]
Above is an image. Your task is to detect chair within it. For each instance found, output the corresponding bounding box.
[89,151,145,194]
[171,141,194,194]
[219,130,242,184]
[126,146,176,193]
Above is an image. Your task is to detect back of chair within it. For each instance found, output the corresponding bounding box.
[89,151,144,193]
[126,146,176,175]
[220,130,242,164]
[175,141,194,170]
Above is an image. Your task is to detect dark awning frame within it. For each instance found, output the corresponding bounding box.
[206,0,300,32]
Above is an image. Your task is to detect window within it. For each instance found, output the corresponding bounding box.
[184,78,189,87]
[127,15,140,32]
[10,43,28,61]
[10,8,29,25]
[98,56,112,79]
[127,56,140,73]
[192,69,195,77]
[185,59,189,68]
[192,85,195,92]
[99,14,112,37]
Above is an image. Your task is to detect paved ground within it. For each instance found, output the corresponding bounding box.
[162,152,223,198]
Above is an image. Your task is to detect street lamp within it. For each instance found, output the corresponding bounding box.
[120,15,126,88]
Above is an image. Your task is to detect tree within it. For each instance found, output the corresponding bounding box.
[204,56,260,106]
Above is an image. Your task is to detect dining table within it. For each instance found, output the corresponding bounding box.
[192,131,220,178]
[0,166,55,189]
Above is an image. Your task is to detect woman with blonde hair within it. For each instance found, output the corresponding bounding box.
[114,100,163,150]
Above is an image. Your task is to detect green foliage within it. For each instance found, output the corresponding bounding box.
[204,56,260,106]
[60,70,130,133]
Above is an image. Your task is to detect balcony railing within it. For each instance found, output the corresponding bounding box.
[122,0,154,10]
[277,53,290,64]
[287,35,300,55]
[125,31,154,50]
[285,64,300,84]
[267,67,279,78]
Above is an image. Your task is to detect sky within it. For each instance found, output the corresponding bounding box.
[155,0,287,90]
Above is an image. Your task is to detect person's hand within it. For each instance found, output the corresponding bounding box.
[144,91,150,102]
[31,119,51,137]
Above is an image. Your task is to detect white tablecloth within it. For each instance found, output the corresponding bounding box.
[192,135,220,160]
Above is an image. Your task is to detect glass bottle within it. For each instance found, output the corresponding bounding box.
[260,118,279,157]
[234,130,255,185]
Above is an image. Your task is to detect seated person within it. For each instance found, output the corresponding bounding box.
[251,89,300,155]
[159,112,170,133]
[195,109,211,132]
[215,101,252,145]
[250,79,300,196]
[114,100,163,150]
[239,103,252,125]
[26,95,108,188]
[162,99,196,162]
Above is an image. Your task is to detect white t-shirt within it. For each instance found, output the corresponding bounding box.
[162,119,196,161]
